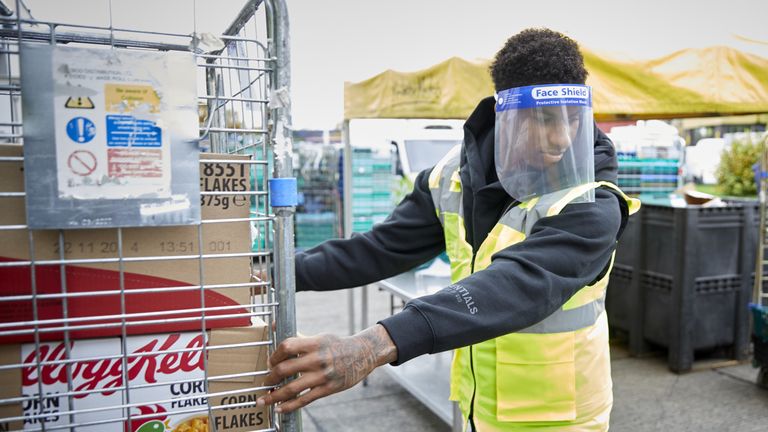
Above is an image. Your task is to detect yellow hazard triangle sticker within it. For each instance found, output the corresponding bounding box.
[65,96,94,109]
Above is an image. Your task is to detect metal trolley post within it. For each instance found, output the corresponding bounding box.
[752,133,768,389]
[0,1,298,431]
[265,0,301,431]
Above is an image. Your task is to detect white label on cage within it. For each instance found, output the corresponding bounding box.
[20,333,211,432]
[51,46,197,200]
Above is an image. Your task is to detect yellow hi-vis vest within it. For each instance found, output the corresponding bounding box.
[428,146,641,431]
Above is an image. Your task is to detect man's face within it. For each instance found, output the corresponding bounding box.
[518,106,581,169]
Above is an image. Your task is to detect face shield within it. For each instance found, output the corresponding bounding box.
[494,84,595,203]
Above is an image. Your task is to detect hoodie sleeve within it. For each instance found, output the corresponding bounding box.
[294,169,445,291]
[379,186,628,365]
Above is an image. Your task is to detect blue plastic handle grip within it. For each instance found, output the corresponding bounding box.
[269,178,298,207]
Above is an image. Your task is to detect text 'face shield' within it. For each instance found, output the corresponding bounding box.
[495,84,595,202]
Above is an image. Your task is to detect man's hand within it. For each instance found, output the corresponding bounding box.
[256,324,397,413]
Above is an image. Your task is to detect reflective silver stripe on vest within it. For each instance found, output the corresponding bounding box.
[518,296,606,334]
[498,187,571,236]
[430,153,462,218]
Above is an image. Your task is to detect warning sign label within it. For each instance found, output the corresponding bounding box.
[20,43,200,228]
[106,115,162,147]
[49,48,186,200]
[65,96,95,109]
[104,83,160,113]
[108,148,163,178]
[67,150,98,176]
[66,117,96,143]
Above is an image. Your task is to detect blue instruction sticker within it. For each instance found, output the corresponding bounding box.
[66,117,96,143]
[496,84,591,112]
[106,115,162,147]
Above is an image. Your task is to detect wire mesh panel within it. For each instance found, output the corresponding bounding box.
[0,1,296,431]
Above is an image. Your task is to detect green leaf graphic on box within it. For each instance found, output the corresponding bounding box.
[137,420,166,432]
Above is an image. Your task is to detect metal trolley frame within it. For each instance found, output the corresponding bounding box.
[0,0,299,431]
[752,132,768,389]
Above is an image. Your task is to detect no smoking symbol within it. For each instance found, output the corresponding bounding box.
[68,150,97,176]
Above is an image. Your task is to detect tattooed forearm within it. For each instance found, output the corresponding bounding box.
[361,324,398,366]
[322,325,397,388]
[257,324,398,413]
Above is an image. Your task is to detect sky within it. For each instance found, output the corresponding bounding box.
[21,0,768,130]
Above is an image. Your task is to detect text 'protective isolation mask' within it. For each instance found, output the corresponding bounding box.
[495,84,595,203]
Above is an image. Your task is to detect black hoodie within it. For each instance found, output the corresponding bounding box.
[295,96,629,364]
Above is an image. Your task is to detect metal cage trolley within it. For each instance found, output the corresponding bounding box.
[0,1,300,431]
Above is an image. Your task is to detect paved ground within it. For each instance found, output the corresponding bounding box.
[293,287,768,432]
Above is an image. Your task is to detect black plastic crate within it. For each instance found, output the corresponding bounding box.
[754,337,768,366]
[606,200,758,372]
[605,264,633,331]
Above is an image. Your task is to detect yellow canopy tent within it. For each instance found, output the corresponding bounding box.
[343,47,768,121]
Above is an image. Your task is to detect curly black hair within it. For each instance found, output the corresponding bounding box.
[490,28,587,91]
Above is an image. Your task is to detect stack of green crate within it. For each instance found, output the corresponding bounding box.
[295,212,337,249]
[618,154,680,196]
[294,143,342,249]
[351,148,393,233]
[250,145,272,252]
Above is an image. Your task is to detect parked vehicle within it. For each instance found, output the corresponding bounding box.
[685,138,726,184]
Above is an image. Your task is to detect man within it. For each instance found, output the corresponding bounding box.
[257,28,640,431]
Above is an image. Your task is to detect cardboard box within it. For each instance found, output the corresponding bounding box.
[0,319,271,432]
[0,146,258,343]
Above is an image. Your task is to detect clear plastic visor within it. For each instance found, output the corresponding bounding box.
[494,101,594,202]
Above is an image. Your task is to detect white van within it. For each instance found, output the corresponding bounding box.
[685,138,726,184]
[391,120,463,182]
